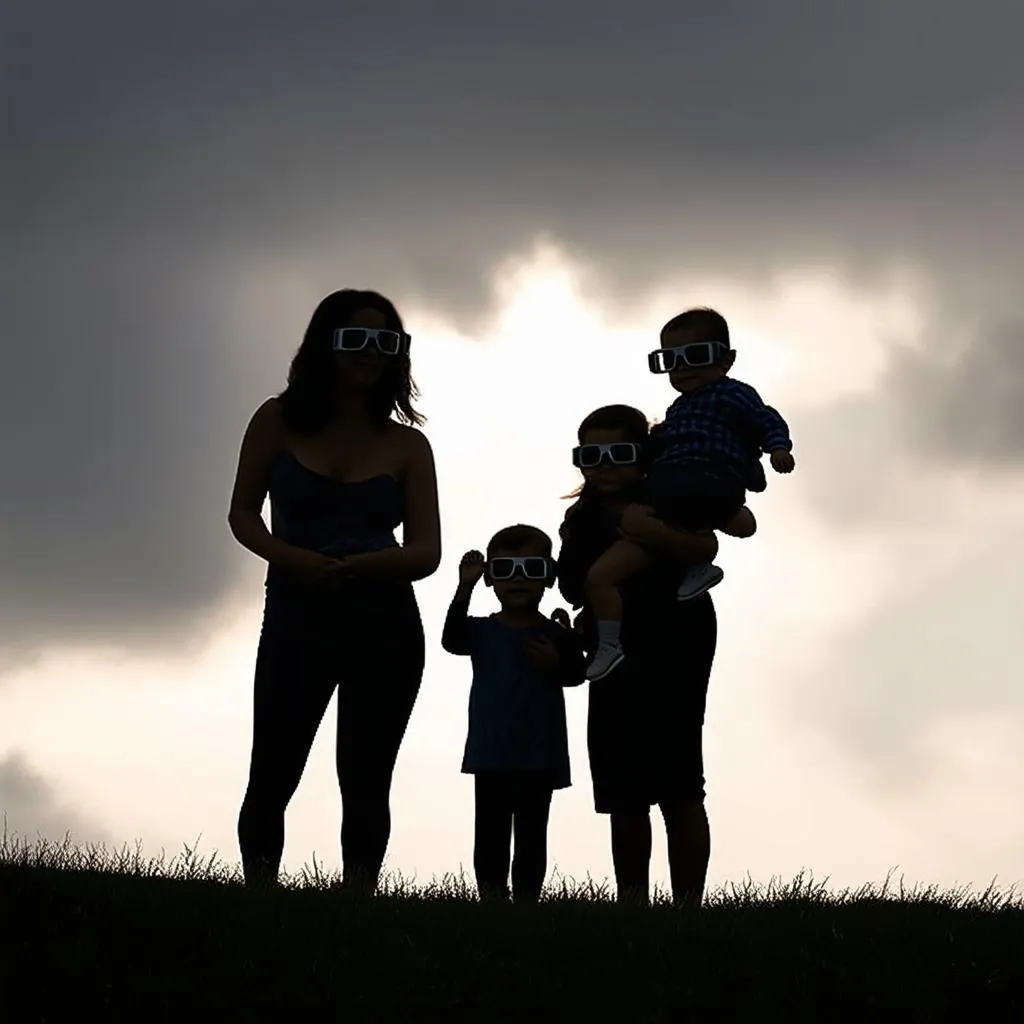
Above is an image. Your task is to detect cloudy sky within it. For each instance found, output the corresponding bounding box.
[4,1,1022,896]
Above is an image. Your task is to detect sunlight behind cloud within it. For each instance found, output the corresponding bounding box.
[641,262,930,411]
[3,241,1019,895]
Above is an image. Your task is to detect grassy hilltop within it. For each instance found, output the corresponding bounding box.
[3,832,1021,1021]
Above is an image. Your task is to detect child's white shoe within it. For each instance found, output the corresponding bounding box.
[586,642,625,682]
[676,564,724,601]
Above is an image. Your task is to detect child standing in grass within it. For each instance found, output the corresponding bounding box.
[441,524,586,903]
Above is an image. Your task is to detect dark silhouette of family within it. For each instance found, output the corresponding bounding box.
[228,289,795,909]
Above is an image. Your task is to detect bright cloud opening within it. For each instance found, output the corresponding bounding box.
[2,241,1020,896]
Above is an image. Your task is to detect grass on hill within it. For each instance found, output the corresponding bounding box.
[3,829,1022,1021]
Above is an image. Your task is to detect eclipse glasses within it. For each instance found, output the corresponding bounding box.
[332,327,411,357]
[485,555,557,587]
[648,340,729,374]
[572,442,643,468]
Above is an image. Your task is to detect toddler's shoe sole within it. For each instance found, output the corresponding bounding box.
[585,647,625,682]
[677,564,725,601]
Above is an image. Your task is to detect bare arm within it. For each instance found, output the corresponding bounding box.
[441,586,476,656]
[340,427,442,582]
[618,505,720,564]
[227,398,322,571]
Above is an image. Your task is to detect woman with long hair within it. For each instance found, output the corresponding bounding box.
[228,289,441,889]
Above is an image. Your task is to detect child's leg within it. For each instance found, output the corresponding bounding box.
[509,774,554,903]
[674,532,725,601]
[660,797,711,911]
[672,488,745,601]
[610,810,653,905]
[584,537,653,622]
[583,537,654,680]
[473,773,513,900]
[719,505,756,539]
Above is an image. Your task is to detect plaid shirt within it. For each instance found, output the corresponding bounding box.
[651,377,792,493]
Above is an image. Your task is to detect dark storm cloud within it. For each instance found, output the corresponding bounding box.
[4,1,1024,656]
[792,314,1024,529]
[895,320,1024,467]
[0,753,108,845]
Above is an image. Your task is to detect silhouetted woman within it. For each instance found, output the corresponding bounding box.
[228,289,441,888]
[558,404,754,908]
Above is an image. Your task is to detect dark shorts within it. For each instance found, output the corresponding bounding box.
[586,586,717,814]
[640,463,746,532]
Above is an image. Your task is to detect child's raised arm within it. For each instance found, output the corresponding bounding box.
[440,550,485,656]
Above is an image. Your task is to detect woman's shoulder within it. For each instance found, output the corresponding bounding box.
[390,422,436,485]
[244,396,287,450]
[390,421,434,455]
[251,395,284,423]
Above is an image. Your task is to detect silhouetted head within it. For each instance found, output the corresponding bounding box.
[569,404,650,501]
[278,289,423,435]
[658,306,736,394]
[485,524,555,611]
